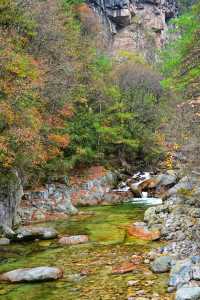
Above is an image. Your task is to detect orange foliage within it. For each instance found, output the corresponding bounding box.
[58,104,74,118]
[47,146,61,160]
[0,103,15,126]
[48,134,70,148]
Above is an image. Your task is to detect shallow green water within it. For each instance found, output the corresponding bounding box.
[0,204,171,300]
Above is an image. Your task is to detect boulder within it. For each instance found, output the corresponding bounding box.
[191,256,200,264]
[58,235,89,245]
[192,264,200,280]
[150,256,174,273]
[0,267,63,282]
[167,177,193,197]
[169,260,192,290]
[156,173,177,187]
[176,287,200,300]
[56,196,78,215]
[144,207,157,223]
[138,178,160,189]
[0,225,15,239]
[15,226,58,240]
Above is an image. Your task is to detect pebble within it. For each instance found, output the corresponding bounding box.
[127,280,139,286]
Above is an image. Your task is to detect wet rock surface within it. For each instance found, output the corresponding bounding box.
[128,222,160,241]
[58,235,89,245]
[0,267,63,283]
[112,261,137,274]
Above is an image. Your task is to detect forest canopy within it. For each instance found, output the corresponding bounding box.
[0,0,167,185]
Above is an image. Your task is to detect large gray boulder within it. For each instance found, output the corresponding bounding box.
[169,259,193,290]
[0,267,63,282]
[156,172,177,187]
[176,287,200,300]
[168,177,194,197]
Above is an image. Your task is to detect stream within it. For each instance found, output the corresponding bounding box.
[0,203,172,300]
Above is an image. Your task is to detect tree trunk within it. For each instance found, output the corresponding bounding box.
[0,170,23,228]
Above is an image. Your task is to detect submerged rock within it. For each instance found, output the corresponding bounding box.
[176,287,200,300]
[150,256,174,273]
[58,235,89,245]
[128,222,160,241]
[15,226,58,240]
[112,262,136,274]
[0,267,63,282]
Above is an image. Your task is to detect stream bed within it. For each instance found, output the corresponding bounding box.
[0,203,172,300]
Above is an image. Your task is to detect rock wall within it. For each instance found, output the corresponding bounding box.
[87,0,178,60]
[19,167,122,224]
[0,170,23,228]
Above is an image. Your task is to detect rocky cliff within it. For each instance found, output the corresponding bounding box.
[86,0,178,60]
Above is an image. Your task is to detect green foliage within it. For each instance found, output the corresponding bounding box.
[177,0,197,13]
[0,0,165,185]
[161,2,200,97]
[0,0,36,36]
[63,0,83,6]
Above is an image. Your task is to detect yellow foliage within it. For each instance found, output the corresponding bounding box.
[48,134,70,148]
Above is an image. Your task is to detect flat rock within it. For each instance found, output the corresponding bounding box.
[176,287,200,300]
[127,279,139,286]
[0,267,63,283]
[128,222,160,241]
[150,256,174,273]
[15,226,58,240]
[112,262,136,274]
[0,238,10,245]
[58,235,89,245]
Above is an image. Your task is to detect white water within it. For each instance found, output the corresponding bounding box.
[113,171,162,206]
[130,197,162,205]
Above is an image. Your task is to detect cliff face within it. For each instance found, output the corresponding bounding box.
[87,0,178,60]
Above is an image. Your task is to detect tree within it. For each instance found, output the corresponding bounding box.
[161,2,200,174]
[161,2,200,98]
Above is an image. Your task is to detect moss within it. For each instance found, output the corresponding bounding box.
[177,188,194,197]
